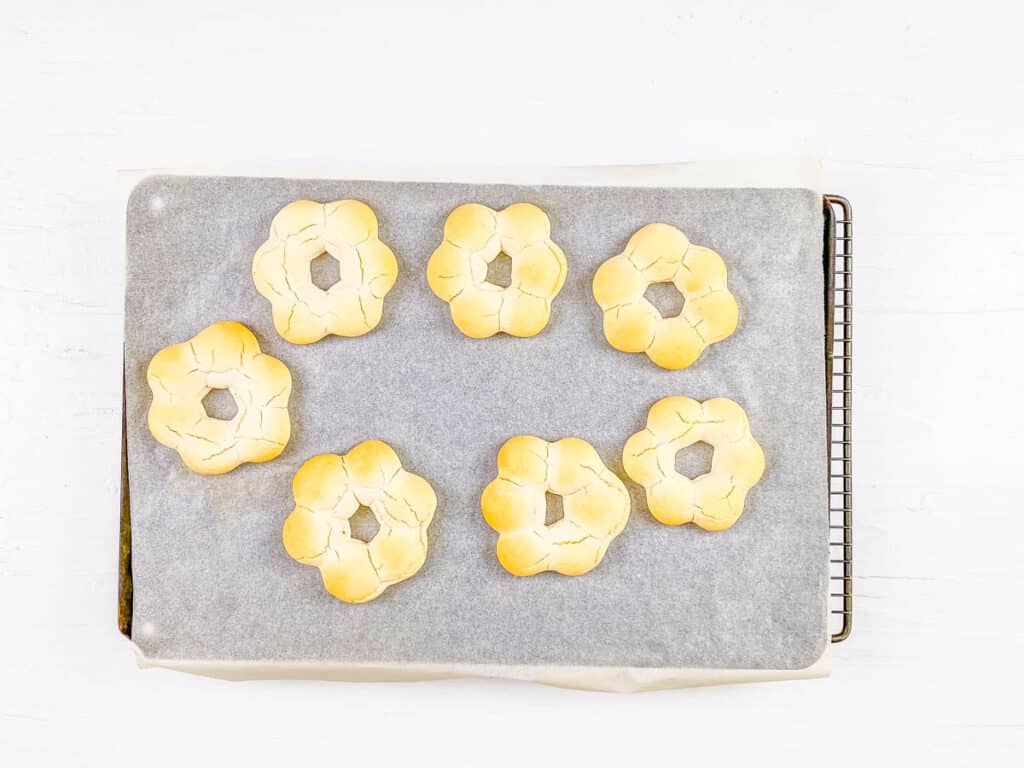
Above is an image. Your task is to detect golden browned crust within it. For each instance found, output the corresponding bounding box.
[252,199,398,344]
[427,203,567,338]
[282,440,437,603]
[146,321,292,475]
[622,397,764,530]
[481,436,629,576]
[592,224,738,369]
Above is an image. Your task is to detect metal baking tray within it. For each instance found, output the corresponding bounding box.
[117,191,854,647]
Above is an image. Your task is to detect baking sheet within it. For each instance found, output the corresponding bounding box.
[124,176,827,670]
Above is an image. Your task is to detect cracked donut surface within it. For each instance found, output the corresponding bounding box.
[427,202,568,338]
[481,436,630,576]
[282,440,437,603]
[622,397,764,531]
[146,321,292,475]
[252,199,398,344]
[592,223,739,369]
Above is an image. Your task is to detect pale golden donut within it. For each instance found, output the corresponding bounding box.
[592,223,739,369]
[282,440,437,603]
[481,436,630,576]
[252,199,398,344]
[622,397,764,531]
[426,203,568,338]
[146,321,292,475]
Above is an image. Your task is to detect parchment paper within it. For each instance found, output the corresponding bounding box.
[124,176,827,673]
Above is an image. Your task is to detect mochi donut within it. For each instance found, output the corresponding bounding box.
[146,321,292,475]
[481,436,630,576]
[426,203,568,338]
[282,440,437,603]
[622,397,764,531]
[252,199,398,344]
[592,223,739,370]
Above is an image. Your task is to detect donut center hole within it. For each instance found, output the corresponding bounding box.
[675,442,714,479]
[544,493,565,526]
[644,281,685,318]
[486,252,513,288]
[349,505,380,542]
[201,388,238,421]
[310,251,341,291]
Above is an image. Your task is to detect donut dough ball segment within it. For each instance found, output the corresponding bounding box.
[592,223,739,370]
[426,203,568,338]
[481,436,630,576]
[622,397,765,531]
[252,199,398,344]
[146,321,292,475]
[282,440,438,603]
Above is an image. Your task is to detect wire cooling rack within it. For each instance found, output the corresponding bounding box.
[824,195,853,643]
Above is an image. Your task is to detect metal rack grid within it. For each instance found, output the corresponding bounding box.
[824,195,853,643]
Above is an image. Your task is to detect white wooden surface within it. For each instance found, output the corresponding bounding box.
[2,1,1022,765]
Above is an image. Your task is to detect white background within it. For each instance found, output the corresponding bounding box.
[2,1,1022,765]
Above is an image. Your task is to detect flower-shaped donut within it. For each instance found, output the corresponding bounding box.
[282,440,437,603]
[592,223,739,370]
[481,436,630,576]
[146,321,292,475]
[426,203,568,338]
[622,397,764,531]
[252,199,398,344]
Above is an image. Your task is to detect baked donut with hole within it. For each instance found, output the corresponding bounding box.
[481,436,629,576]
[622,396,764,531]
[282,440,437,603]
[427,203,567,338]
[252,199,398,344]
[592,223,738,369]
[146,321,291,475]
